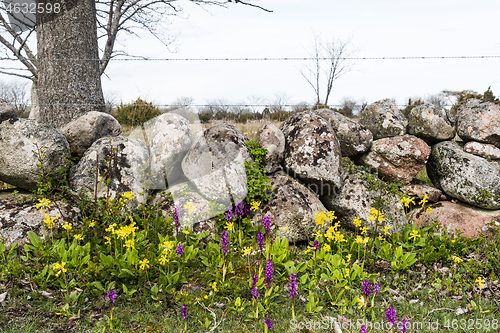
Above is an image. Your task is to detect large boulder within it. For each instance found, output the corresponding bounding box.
[148,113,193,188]
[0,100,17,124]
[315,108,373,156]
[252,171,328,242]
[320,172,406,234]
[456,99,500,148]
[407,103,456,144]
[401,179,442,203]
[354,135,430,184]
[257,122,285,173]
[280,111,342,195]
[149,182,226,238]
[427,141,500,209]
[412,201,499,238]
[69,136,150,204]
[358,99,407,140]
[62,111,122,157]
[0,118,70,190]
[182,124,251,206]
[464,141,500,160]
[0,190,81,247]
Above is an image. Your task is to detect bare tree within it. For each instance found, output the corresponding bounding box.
[0,80,29,117]
[0,1,271,127]
[301,33,355,107]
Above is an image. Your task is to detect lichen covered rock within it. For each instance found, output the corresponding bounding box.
[280,111,342,195]
[358,99,407,139]
[407,103,456,144]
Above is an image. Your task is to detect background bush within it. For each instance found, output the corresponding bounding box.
[114,98,162,127]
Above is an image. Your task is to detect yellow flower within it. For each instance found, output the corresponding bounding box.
[426,207,433,214]
[353,217,362,228]
[378,233,385,241]
[360,226,369,235]
[344,286,349,290]
[225,222,234,232]
[451,255,463,264]
[122,192,135,201]
[105,223,117,233]
[182,230,190,235]
[451,239,455,243]
[43,214,58,229]
[356,296,365,309]
[52,262,67,277]
[62,222,72,231]
[314,212,327,228]
[162,241,174,253]
[124,239,135,250]
[36,198,51,211]
[312,229,323,240]
[419,194,429,206]
[204,295,209,299]
[139,258,150,270]
[344,268,350,278]
[327,211,337,222]
[159,254,168,265]
[184,202,195,215]
[382,226,391,234]
[241,246,253,257]
[409,230,420,242]
[88,220,96,228]
[356,236,369,244]
[280,226,289,232]
[400,197,416,208]
[476,276,486,289]
[104,236,111,245]
[74,234,84,241]
[323,243,330,252]
[250,201,261,212]
[212,281,218,292]
[368,208,385,223]
[346,253,352,262]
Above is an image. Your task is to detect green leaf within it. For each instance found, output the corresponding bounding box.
[28,231,42,248]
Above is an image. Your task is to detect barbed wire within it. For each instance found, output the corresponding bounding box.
[24,103,453,108]
[0,55,499,61]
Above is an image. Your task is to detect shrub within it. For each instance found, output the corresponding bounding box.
[114,98,161,127]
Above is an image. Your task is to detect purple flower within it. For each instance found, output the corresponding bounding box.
[374,283,381,294]
[251,274,260,300]
[262,215,272,234]
[176,243,184,256]
[174,205,180,232]
[399,318,409,333]
[235,201,244,219]
[105,290,116,304]
[254,260,260,266]
[313,240,319,252]
[385,306,398,327]
[179,303,187,320]
[362,280,371,298]
[256,232,265,252]
[244,201,252,217]
[220,230,229,255]
[265,319,273,330]
[360,325,367,333]
[349,262,353,268]
[264,259,273,289]
[288,273,298,299]
[226,207,233,223]
[270,234,276,244]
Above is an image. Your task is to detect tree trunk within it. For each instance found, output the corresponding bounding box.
[36,0,104,129]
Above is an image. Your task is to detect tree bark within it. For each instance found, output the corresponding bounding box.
[36,0,104,129]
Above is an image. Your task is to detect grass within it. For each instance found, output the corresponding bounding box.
[0,139,499,333]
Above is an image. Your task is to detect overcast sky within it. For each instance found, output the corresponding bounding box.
[3,0,500,109]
